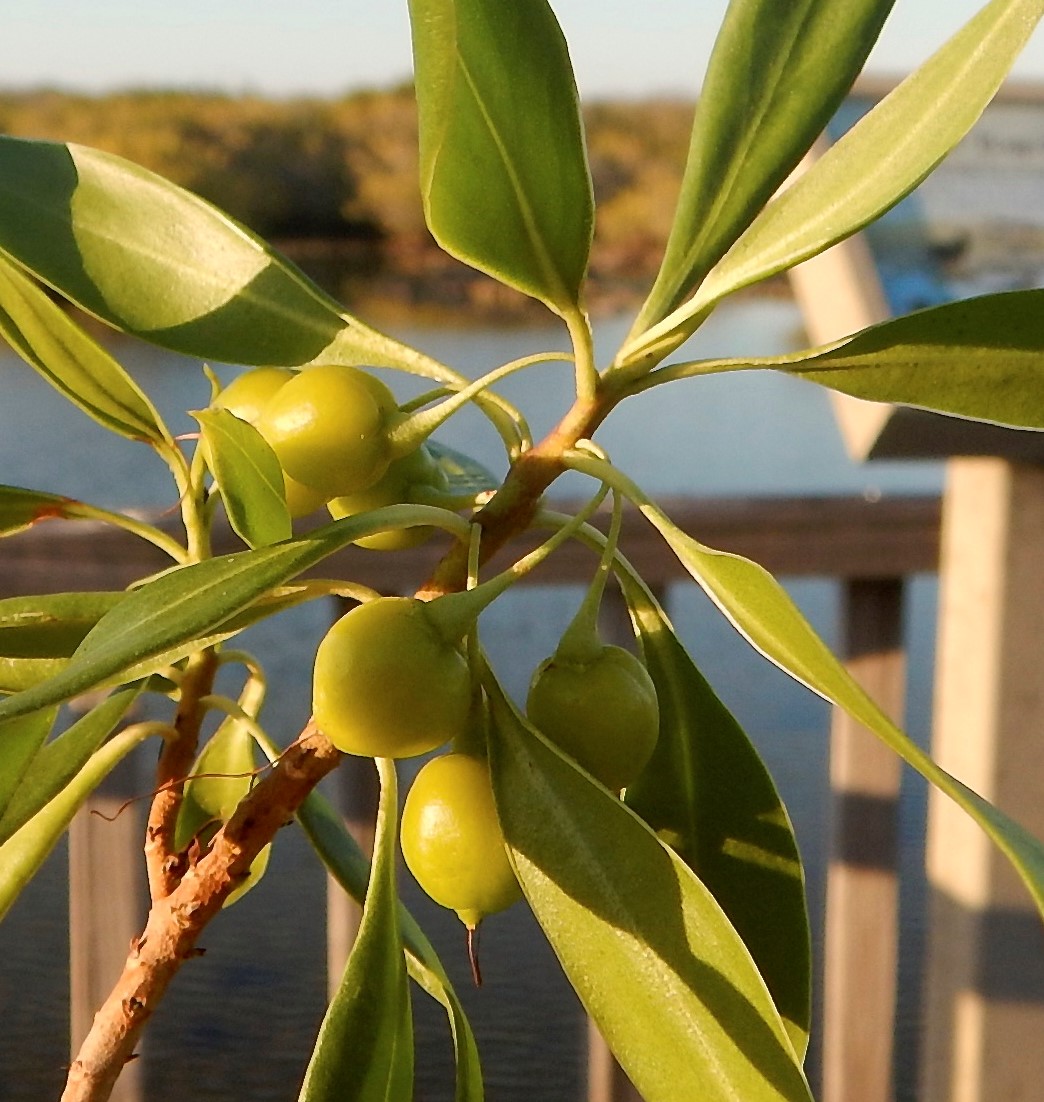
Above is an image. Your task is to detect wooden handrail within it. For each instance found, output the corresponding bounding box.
[0,494,941,599]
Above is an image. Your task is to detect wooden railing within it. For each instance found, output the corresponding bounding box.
[0,493,942,1102]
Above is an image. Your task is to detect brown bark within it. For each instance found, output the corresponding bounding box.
[62,723,341,1102]
[143,648,219,901]
[418,387,613,598]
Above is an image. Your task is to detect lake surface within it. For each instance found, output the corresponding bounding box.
[0,296,944,1101]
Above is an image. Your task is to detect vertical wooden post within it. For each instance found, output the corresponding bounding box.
[586,1017,643,1102]
[821,578,905,1102]
[921,458,1044,1102]
[68,753,146,1102]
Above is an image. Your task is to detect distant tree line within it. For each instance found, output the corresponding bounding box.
[1,87,702,314]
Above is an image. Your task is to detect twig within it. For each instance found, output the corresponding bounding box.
[144,648,219,900]
[62,721,341,1102]
[417,388,612,598]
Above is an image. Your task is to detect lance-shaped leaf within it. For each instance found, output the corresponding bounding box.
[637,288,1044,433]
[0,658,68,695]
[300,759,413,1101]
[639,288,1044,429]
[409,0,593,313]
[195,408,292,548]
[637,506,1044,919]
[565,452,1044,924]
[0,505,467,723]
[0,487,184,564]
[0,591,126,658]
[0,719,155,921]
[619,0,1044,369]
[0,592,127,693]
[292,782,483,1102]
[0,137,434,374]
[629,0,896,342]
[775,290,1044,429]
[0,486,79,538]
[0,683,142,846]
[621,580,810,1059]
[0,708,57,822]
[0,255,171,446]
[485,682,811,1101]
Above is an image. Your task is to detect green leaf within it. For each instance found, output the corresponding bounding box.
[0,719,155,921]
[409,0,593,313]
[0,137,432,374]
[0,506,466,723]
[0,658,68,695]
[640,509,1044,920]
[0,684,142,846]
[0,592,127,693]
[225,842,272,908]
[293,784,483,1102]
[621,581,810,1058]
[300,759,413,1102]
[0,592,126,657]
[485,680,811,1102]
[775,290,1044,430]
[175,718,259,851]
[0,489,182,563]
[0,708,57,822]
[195,408,292,548]
[0,254,172,446]
[630,0,896,339]
[619,0,1044,369]
[425,440,499,499]
[0,486,78,537]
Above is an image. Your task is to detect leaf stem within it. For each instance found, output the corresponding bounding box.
[172,443,212,564]
[63,503,188,564]
[425,479,609,643]
[386,350,569,459]
[564,305,598,402]
[399,385,533,460]
[562,447,664,527]
[555,487,623,664]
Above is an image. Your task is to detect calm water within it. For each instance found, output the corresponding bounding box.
[0,297,944,1101]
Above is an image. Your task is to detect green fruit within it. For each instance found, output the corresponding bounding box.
[312,596,471,758]
[212,368,325,518]
[400,753,522,928]
[256,364,398,498]
[214,366,294,424]
[282,472,328,519]
[327,445,445,551]
[525,644,659,792]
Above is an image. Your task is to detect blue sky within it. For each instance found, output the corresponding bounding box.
[4,1,1044,99]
